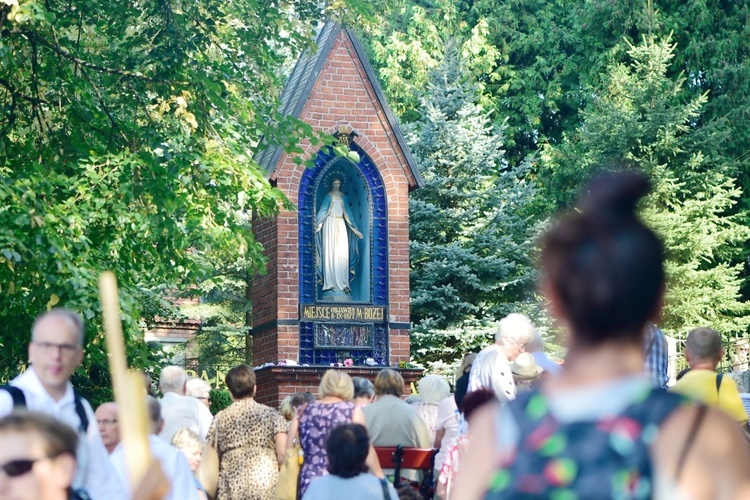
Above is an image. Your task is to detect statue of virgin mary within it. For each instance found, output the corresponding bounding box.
[315,177,363,296]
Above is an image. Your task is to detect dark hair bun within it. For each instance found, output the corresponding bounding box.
[580,172,651,220]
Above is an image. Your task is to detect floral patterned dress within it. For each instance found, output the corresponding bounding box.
[297,401,356,497]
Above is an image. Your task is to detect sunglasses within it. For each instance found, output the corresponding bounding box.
[0,458,47,477]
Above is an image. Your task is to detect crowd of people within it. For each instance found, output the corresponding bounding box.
[3,172,750,499]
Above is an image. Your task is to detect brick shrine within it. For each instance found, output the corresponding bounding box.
[251,22,423,406]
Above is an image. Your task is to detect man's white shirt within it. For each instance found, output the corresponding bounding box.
[158,391,213,443]
[467,344,517,404]
[0,368,127,499]
[110,434,198,500]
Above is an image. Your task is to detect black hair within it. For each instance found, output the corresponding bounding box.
[326,423,370,478]
[460,388,495,422]
[541,171,664,345]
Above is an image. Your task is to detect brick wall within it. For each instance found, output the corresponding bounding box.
[252,29,413,367]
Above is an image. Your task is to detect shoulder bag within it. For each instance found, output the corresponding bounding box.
[275,404,307,500]
[197,416,220,500]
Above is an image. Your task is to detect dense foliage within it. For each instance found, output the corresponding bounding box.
[543,36,749,337]
[406,44,538,372]
[363,1,750,368]
[2,0,748,378]
[0,0,367,395]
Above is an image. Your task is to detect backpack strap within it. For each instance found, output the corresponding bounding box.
[0,385,27,408]
[2,385,88,432]
[379,478,391,500]
[675,405,708,481]
[73,389,89,432]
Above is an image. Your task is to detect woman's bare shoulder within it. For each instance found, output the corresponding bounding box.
[655,404,750,500]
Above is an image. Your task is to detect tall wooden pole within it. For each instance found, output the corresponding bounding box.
[99,271,152,490]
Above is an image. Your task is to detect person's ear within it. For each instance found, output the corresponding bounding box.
[74,347,84,370]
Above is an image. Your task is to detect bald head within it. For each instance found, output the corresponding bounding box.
[96,402,117,415]
[685,327,723,368]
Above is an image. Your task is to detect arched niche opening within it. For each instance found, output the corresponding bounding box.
[297,142,389,365]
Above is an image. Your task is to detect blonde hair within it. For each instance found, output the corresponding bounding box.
[455,353,477,380]
[280,396,294,421]
[373,368,405,397]
[171,428,204,453]
[417,375,450,404]
[318,370,354,400]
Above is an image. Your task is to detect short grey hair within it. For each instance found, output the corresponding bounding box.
[685,327,722,363]
[159,366,187,394]
[525,329,545,353]
[32,309,84,346]
[146,396,162,427]
[496,313,537,347]
[185,378,211,399]
[352,377,374,399]
[417,375,450,404]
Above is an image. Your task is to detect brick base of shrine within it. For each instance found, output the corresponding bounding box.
[254,365,423,407]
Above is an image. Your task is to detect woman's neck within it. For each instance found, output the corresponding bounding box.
[319,395,344,404]
[550,340,645,389]
[232,396,254,403]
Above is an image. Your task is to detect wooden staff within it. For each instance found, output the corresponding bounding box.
[99,271,152,490]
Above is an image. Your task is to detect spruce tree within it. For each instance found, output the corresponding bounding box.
[406,43,538,370]
[541,35,750,338]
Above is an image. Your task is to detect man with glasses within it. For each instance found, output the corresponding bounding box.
[95,403,120,455]
[0,309,126,498]
[185,378,212,410]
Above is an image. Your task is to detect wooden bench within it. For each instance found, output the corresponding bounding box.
[374,445,438,496]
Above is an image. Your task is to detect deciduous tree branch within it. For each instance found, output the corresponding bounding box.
[16,30,186,85]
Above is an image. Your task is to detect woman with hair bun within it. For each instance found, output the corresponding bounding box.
[454,172,750,499]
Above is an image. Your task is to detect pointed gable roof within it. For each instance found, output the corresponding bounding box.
[255,22,423,190]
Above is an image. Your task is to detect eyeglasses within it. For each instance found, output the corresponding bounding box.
[32,341,80,355]
[0,458,47,478]
[97,419,118,426]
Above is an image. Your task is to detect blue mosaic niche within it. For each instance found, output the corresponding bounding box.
[298,143,389,365]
